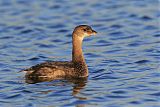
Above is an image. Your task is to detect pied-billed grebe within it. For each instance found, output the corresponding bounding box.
[23,25,97,80]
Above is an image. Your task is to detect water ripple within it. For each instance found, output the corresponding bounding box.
[0,0,159,107]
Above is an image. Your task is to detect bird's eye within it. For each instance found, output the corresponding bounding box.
[83,29,87,31]
[86,27,91,30]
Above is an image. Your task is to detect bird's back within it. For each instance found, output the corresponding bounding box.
[24,61,88,83]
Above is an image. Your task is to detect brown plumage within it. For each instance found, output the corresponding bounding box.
[23,25,97,82]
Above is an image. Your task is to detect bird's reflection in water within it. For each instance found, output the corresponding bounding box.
[25,76,88,96]
[25,77,88,107]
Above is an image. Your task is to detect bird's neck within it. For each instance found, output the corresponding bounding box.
[72,33,85,64]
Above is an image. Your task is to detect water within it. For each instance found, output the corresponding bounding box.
[0,0,159,107]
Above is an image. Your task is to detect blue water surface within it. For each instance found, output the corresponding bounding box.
[0,0,159,107]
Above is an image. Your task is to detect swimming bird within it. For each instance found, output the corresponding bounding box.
[23,25,97,81]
